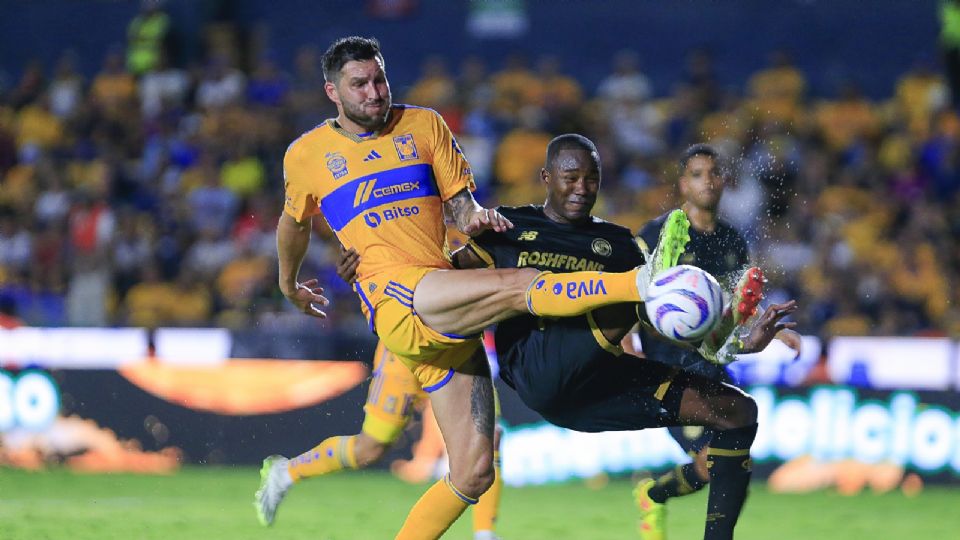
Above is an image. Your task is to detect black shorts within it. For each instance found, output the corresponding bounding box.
[496,313,684,433]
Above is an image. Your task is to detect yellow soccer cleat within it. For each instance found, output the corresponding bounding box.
[634,479,667,540]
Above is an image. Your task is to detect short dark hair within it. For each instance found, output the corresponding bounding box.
[679,143,719,172]
[545,133,599,169]
[322,36,384,82]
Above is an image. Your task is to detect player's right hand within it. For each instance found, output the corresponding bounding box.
[463,207,513,236]
[283,278,329,318]
[336,246,360,284]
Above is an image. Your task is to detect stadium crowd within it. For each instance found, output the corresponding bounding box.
[0,28,958,340]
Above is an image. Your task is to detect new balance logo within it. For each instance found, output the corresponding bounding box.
[518,231,539,241]
[363,150,383,162]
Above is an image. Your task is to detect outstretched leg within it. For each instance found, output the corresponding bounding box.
[413,209,692,336]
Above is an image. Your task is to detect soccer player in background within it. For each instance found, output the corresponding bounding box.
[631,144,801,540]
[259,37,689,540]
[332,134,799,539]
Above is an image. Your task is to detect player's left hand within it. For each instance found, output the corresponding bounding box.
[336,246,360,284]
[739,300,798,354]
[463,207,513,236]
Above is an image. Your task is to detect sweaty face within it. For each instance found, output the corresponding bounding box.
[543,148,601,224]
[330,58,392,131]
[680,155,724,211]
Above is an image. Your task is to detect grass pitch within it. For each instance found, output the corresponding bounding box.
[0,467,956,539]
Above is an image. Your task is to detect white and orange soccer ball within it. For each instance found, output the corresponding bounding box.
[644,265,723,342]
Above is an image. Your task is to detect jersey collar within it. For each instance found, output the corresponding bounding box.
[326,107,402,143]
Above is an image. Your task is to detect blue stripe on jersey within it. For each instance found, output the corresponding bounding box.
[320,163,436,231]
[384,289,414,308]
[386,281,414,301]
[387,280,415,296]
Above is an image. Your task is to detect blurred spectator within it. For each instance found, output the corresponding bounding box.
[532,55,583,128]
[490,53,541,118]
[90,50,137,118]
[405,56,457,111]
[184,226,237,280]
[48,52,85,119]
[939,0,960,109]
[814,82,879,156]
[15,94,63,151]
[597,50,652,103]
[123,263,176,327]
[195,54,246,111]
[220,143,265,198]
[747,50,807,125]
[493,106,551,205]
[126,0,172,76]
[111,210,153,296]
[186,153,239,235]
[167,268,213,326]
[894,58,948,139]
[139,52,190,119]
[288,45,335,133]
[215,236,271,327]
[247,55,290,108]
[0,208,32,279]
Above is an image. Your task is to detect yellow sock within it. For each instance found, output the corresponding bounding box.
[473,450,502,534]
[525,270,640,317]
[288,435,358,482]
[395,474,475,540]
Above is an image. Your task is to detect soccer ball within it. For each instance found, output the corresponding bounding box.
[644,265,723,342]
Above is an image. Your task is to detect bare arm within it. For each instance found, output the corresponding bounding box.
[277,213,328,317]
[443,188,513,236]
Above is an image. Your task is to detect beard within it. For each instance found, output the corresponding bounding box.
[342,96,392,131]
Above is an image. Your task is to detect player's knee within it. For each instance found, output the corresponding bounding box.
[731,393,758,427]
[450,450,495,498]
[353,434,390,467]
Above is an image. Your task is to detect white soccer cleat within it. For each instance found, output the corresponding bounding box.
[255,455,293,526]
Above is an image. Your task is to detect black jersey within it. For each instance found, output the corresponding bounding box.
[470,205,643,358]
[637,210,750,380]
[471,205,644,274]
[469,205,683,432]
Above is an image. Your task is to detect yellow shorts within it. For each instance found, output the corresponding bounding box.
[359,266,486,390]
[361,341,428,444]
[362,339,501,444]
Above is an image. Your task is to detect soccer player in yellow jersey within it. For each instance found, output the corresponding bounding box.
[258,36,687,540]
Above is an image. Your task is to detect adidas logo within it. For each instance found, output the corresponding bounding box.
[363,150,383,162]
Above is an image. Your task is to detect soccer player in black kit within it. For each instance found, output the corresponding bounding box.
[339,135,798,539]
[632,144,802,540]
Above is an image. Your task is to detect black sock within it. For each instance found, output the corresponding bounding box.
[648,463,709,504]
[704,423,758,540]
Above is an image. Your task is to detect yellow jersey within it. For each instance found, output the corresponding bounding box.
[283,105,475,316]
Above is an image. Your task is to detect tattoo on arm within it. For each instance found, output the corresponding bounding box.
[469,375,495,437]
[444,188,480,234]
